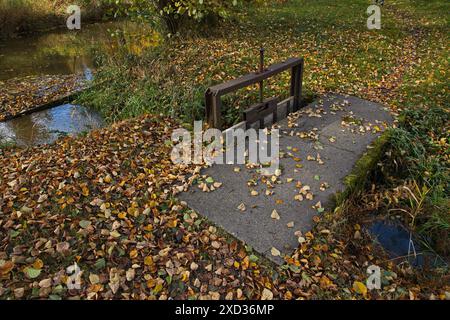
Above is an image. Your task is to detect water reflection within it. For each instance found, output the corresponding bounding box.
[0,21,160,80]
[0,32,95,80]
[0,104,104,146]
[368,220,423,266]
[0,21,160,146]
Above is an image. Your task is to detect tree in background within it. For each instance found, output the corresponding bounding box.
[108,0,239,34]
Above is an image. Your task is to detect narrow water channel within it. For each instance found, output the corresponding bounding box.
[0,103,103,146]
[0,21,159,146]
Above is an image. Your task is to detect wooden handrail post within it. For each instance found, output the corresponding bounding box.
[290,58,304,111]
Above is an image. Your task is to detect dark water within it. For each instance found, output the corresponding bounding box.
[1,25,96,80]
[0,103,104,146]
[368,220,423,266]
[0,20,160,80]
[367,219,446,268]
[1,22,124,80]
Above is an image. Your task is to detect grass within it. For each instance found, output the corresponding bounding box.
[0,0,448,299]
[378,107,449,256]
[78,0,407,123]
[76,0,448,260]
[0,140,16,150]
[334,130,392,207]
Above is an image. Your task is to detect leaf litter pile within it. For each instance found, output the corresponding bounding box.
[0,115,271,300]
[0,114,448,300]
[0,74,88,121]
[0,0,448,301]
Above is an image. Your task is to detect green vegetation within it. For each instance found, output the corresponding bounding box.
[335,131,392,207]
[377,107,449,256]
[0,0,447,300]
[109,0,242,34]
[77,0,449,259]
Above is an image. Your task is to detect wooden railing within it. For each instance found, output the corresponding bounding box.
[205,57,304,129]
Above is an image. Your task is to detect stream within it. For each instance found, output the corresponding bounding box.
[0,21,134,80]
[0,21,158,146]
[0,103,104,146]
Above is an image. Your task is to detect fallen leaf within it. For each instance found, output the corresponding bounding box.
[271,209,280,220]
[353,281,368,295]
[261,288,274,300]
[271,247,281,257]
[237,203,246,211]
[39,278,52,288]
[25,267,41,279]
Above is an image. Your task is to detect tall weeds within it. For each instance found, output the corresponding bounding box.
[382,107,450,256]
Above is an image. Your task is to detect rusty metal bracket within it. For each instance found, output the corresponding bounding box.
[205,56,304,129]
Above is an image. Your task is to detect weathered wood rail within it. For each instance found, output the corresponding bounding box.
[205,57,304,129]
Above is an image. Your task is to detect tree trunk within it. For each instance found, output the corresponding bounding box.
[155,0,180,33]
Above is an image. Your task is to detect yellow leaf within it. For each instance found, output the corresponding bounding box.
[181,271,190,282]
[261,288,273,300]
[81,185,89,197]
[153,283,163,294]
[271,210,280,220]
[110,230,120,238]
[144,256,153,266]
[129,249,138,259]
[167,219,178,228]
[32,258,44,269]
[353,281,368,295]
[0,261,14,275]
[270,247,280,257]
[319,275,333,288]
[146,278,156,288]
[127,207,138,217]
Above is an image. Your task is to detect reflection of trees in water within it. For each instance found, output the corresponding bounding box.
[1,21,161,80]
[1,24,107,79]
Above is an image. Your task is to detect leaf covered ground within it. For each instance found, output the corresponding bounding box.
[0,74,87,121]
[0,114,448,300]
[0,0,448,300]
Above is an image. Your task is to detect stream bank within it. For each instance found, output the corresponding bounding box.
[0,20,159,147]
